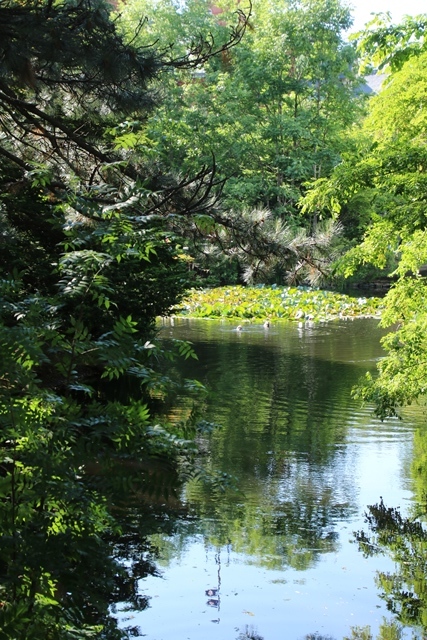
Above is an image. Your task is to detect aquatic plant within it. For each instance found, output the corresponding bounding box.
[175,286,383,323]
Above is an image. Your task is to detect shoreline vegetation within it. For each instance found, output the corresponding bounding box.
[173,285,384,323]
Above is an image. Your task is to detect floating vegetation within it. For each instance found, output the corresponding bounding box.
[174,286,383,323]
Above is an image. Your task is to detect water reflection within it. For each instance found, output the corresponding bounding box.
[237,625,265,639]
[168,319,383,571]
[119,318,421,639]
[205,551,221,622]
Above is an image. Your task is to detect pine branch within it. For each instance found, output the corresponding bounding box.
[165,2,253,69]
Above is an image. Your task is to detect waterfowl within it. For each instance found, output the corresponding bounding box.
[263,320,270,328]
[236,325,243,331]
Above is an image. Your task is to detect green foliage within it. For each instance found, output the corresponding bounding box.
[0,0,243,636]
[375,337,426,414]
[348,234,427,418]
[176,285,383,322]
[115,0,364,283]
[335,221,399,278]
[302,49,427,244]
[0,269,208,634]
[364,59,427,147]
[137,0,361,220]
[352,12,427,73]
[184,208,346,287]
[302,29,427,417]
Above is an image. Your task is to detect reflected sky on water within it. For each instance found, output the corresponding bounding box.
[119,318,426,640]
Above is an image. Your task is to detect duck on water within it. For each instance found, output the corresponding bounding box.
[236,322,270,331]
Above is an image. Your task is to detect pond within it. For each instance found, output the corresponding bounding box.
[118,317,426,640]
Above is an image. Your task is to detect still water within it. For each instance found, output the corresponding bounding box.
[120,318,425,640]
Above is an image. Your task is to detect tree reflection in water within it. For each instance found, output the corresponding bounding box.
[236,625,335,640]
[237,624,264,639]
[205,548,222,622]
[355,498,427,629]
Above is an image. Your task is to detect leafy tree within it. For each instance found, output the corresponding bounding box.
[116,0,362,285]
[353,12,427,73]
[339,49,427,416]
[128,0,361,219]
[302,22,427,416]
[0,0,251,636]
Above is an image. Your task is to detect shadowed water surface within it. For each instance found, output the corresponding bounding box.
[119,318,426,640]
